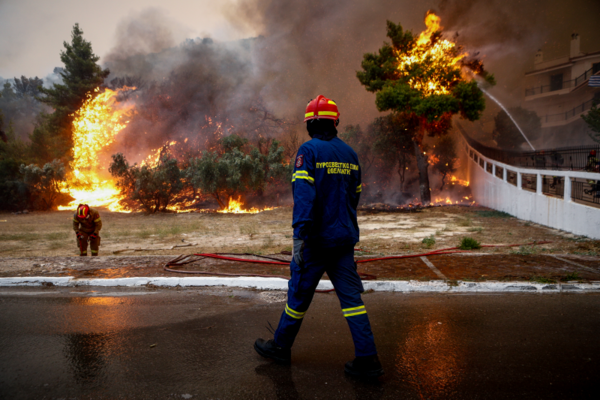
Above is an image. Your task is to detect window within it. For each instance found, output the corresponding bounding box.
[593,62,600,75]
[550,73,563,91]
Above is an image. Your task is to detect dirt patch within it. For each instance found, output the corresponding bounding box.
[1,205,599,281]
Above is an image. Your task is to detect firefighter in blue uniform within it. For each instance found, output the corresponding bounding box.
[254,95,383,378]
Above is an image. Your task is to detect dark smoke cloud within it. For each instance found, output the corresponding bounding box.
[103,0,600,161]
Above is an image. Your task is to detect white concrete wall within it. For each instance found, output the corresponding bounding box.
[462,138,600,239]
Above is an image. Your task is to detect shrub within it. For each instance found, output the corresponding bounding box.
[19,159,66,210]
[109,153,183,213]
[458,237,481,250]
[186,135,288,209]
[422,235,436,248]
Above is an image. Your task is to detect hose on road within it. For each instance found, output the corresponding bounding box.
[163,241,552,292]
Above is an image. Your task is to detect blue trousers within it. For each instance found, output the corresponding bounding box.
[274,245,377,357]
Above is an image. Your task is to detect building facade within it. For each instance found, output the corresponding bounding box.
[523,34,600,147]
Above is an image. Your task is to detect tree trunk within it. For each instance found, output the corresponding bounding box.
[413,138,431,204]
[440,171,447,191]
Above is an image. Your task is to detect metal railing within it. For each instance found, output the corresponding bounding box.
[571,178,600,208]
[507,169,518,186]
[460,131,600,172]
[544,98,595,124]
[522,173,537,192]
[542,176,564,198]
[495,166,504,179]
[525,67,596,96]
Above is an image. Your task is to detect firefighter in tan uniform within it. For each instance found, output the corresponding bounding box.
[72,204,102,256]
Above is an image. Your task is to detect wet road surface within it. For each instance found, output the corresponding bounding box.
[1,287,599,399]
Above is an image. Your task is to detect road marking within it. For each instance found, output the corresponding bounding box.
[420,256,448,280]
[550,255,598,274]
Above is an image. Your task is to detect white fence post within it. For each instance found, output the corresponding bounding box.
[536,174,543,195]
[564,175,572,202]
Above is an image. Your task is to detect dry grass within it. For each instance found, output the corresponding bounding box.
[0,205,599,257]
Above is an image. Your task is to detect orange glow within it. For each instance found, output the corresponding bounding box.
[58,87,135,212]
[450,175,470,187]
[396,315,463,398]
[428,154,440,165]
[217,196,275,214]
[396,12,466,95]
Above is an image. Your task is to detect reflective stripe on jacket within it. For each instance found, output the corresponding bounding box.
[292,136,361,248]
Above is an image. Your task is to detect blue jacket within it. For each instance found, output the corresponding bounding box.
[292,135,361,248]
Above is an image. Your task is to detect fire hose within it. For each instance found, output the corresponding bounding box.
[164,241,552,293]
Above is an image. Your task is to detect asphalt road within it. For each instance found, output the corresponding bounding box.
[0,287,599,399]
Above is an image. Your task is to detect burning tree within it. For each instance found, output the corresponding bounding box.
[357,12,494,203]
[33,23,110,163]
[431,134,457,191]
[109,153,183,213]
[186,135,288,209]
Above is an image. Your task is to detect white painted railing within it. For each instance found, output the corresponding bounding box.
[459,136,600,239]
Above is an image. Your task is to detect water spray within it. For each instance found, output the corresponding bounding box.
[479,87,536,151]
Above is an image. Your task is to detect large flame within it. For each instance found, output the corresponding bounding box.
[218,196,275,214]
[59,87,135,212]
[396,12,466,95]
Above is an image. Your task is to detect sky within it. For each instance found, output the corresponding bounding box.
[0,0,250,78]
[1,0,599,126]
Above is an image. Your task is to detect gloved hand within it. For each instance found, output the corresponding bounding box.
[293,238,304,266]
[89,233,99,239]
[76,232,83,240]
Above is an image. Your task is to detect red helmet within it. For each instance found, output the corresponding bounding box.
[77,204,90,219]
[304,95,340,123]
[591,150,597,156]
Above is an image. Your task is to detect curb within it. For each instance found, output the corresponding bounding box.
[1,276,600,293]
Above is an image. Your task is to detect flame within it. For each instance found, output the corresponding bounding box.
[428,154,440,165]
[450,176,470,187]
[58,87,135,212]
[432,194,473,205]
[396,12,466,95]
[217,196,275,214]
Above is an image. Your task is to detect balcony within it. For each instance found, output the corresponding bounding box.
[542,98,595,127]
[525,68,598,100]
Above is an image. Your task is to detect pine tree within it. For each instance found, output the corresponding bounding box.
[357,18,493,203]
[35,23,109,163]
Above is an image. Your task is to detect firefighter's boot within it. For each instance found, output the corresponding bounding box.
[344,354,384,378]
[254,338,291,364]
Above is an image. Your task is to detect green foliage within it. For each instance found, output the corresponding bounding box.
[186,135,287,208]
[562,272,580,281]
[493,107,541,150]
[458,236,481,250]
[36,23,110,163]
[109,153,183,213]
[19,159,66,210]
[431,135,457,190]
[422,235,436,248]
[582,101,600,143]
[474,210,512,218]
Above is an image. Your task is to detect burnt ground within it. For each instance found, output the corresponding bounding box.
[1,205,600,283]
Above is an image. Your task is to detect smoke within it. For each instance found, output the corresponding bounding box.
[100,0,600,176]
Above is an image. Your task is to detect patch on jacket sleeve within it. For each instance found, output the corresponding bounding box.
[295,155,304,168]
